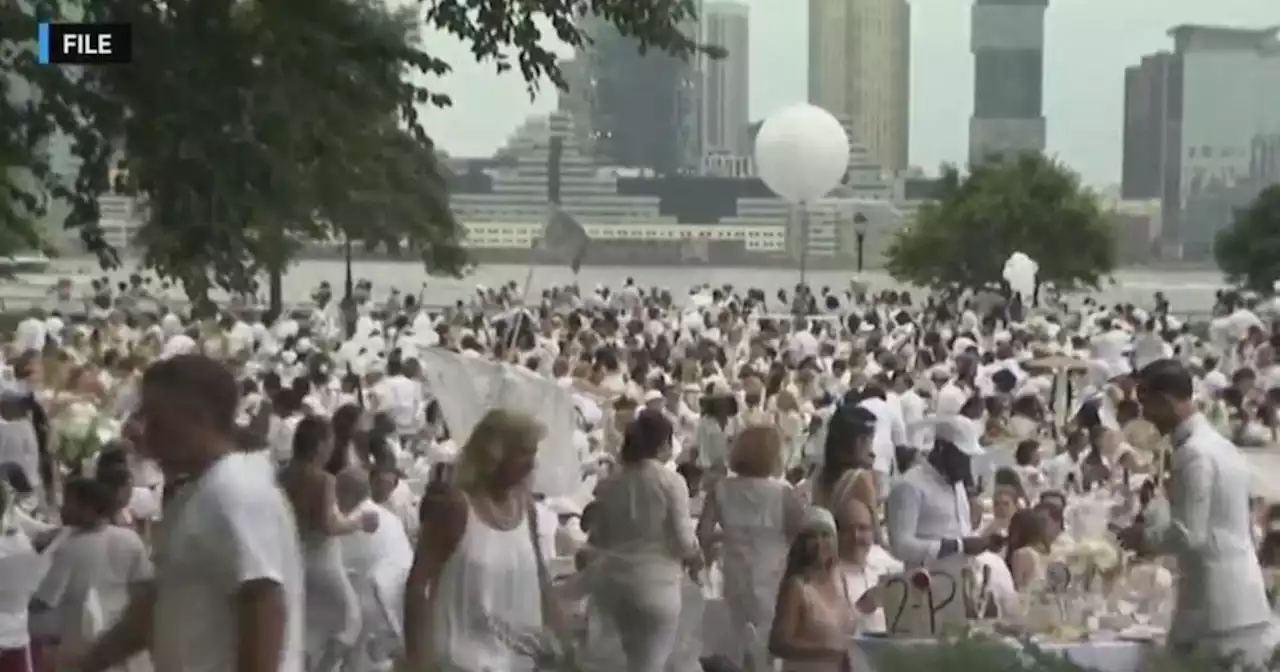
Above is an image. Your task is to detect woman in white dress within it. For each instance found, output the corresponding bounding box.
[587,409,702,672]
[698,426,802,668]
[403,409,554,672]
[279,416,378,671]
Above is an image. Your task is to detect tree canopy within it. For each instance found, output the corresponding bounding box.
[1214,184,1280,294]
[884,152,1116,295]
[2,0,709,304]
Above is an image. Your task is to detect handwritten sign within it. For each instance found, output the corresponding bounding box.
[881,557,970,638]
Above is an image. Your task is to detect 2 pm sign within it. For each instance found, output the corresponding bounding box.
[38,23,132,64]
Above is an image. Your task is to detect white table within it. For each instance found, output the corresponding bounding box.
[852,635,1152,672]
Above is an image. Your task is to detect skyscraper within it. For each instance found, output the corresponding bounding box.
[700,1,751,157]
[1123,26,1280,260]
[1121,52,1175,201]
[968,0,1048,165]
[572,16,701,175]
[807,0,910,172]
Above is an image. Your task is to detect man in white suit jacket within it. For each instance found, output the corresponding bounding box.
[1128,359,1278,666]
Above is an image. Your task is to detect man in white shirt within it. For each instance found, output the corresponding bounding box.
[886,416,1004,567]
[785,317,819,364]
[935,355,978,417]
[372,358,425,442]
[14,311,47,354]
[856,386,907,493]
[1122,359,1278,667]
[81,354,304,672]
[1042,435,1085,492]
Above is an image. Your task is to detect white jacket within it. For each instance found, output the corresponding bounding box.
[1143,414,1272,643]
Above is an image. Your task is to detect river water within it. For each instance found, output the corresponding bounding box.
[12,258,1230,315]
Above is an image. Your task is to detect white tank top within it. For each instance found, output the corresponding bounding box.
[427,494,542,671]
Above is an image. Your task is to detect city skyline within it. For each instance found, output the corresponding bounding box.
[417,0,1280,186]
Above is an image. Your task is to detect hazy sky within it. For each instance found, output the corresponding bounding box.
[419,0,1280,186]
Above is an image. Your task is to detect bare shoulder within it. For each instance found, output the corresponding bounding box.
[419,484,468,528]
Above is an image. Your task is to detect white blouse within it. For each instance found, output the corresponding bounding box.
[694,416,742,469]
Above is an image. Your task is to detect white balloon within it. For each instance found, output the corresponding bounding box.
[754,104,850,203]
[1002,252,1039,299]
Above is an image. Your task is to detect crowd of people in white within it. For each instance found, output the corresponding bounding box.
[2,277,1280,672]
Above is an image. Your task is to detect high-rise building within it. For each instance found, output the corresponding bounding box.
[807,0,911,172]
[700,1,751,157]
[1121,52,1176,201]
[569,16,701,175]
[1123,26,1280,260]
[968,0,1048,165]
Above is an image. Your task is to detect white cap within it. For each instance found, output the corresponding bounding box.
[933,415,985,456]
[643,389,663,403]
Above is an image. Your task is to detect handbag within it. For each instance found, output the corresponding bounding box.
[525,496,583,671]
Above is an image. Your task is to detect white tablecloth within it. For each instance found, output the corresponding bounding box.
[852,635,1151,672]
[703,597,1152,672]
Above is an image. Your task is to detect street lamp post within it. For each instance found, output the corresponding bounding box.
[753,104,850,305]
[853,212,868,273]
[796,207,810,286]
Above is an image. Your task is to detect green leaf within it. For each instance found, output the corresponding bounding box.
[885,153,1117,295]
[1215,184,1280,294]
[5,0,712,305]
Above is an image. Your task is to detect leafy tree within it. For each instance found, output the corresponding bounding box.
[0,18,73,260]
[885,153,1117,296]
[4,0,709,307]
[1215,184,1280,294]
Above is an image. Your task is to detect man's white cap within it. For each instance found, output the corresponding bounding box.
[933,415,985,456]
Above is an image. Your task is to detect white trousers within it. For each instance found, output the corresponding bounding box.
[592,580,683,672]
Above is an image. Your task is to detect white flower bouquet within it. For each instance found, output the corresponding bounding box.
[54,401,122,474]
[1070,539,1120,574]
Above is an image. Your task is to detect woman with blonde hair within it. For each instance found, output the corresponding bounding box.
[698,426,802,669]
[404,408,558,671]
